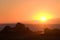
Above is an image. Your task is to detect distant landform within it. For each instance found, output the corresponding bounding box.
[0,23,60,32]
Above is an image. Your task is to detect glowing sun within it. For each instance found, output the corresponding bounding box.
[33,11,54,23]
[40,16,47,22]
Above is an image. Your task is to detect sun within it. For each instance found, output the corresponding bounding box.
[33,11,54,23]
[40,16,47,22]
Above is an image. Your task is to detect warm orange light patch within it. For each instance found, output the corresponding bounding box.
[33,11,54,23]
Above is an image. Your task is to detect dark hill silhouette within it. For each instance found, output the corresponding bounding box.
[13,22,32,33]
[1,26,11,33]
[0,22,60,40]
[0,22,34,40]
[14,22,26,31]
[44,28,60,35]
[44,28,60,40]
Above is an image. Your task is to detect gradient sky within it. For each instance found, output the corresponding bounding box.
[0,0,60,23]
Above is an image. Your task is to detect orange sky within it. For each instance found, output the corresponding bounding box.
[0,0,60,23]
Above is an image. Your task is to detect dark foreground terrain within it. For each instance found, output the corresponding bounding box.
[0,23,60,40]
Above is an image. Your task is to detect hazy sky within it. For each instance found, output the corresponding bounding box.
[0,0,60,23]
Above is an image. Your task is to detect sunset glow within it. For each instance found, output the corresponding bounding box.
[0,0,60,23]
[33,11,54,23]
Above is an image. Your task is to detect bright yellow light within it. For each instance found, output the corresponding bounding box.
[33,11,54,23]
[40,16,47,22]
